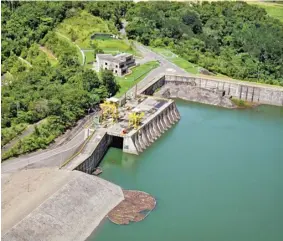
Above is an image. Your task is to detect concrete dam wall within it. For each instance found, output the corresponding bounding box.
[141,74,283,106]
[74,132,112,174]
[65,98,181,173]
[123,101,180,155]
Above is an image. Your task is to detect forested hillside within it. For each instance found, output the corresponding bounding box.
[1,1,283,159]
[1,2,128,159]
[126,1,283,85]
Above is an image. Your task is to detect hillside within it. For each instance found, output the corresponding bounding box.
[125,1,283,85]
[56,10,117,48]
[1,2,123,160]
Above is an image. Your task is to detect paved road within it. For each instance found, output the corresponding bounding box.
[1,114,95,173]
[128,42,191,93]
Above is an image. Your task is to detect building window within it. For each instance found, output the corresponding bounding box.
[116,65,118,68]
[115,70,118,73]
[105,62,108,65]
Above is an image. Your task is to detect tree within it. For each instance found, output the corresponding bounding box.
[181,9,202,34]
[101,70,120,97]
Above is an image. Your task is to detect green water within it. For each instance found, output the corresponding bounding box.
[88,101,283,241]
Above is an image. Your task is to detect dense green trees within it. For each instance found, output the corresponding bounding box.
[125,1,283,85]
[1,2,68,64]
[1,1,120,159]
[2,1,283,159]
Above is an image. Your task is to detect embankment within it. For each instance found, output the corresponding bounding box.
[140,74,283,107]
[2,168,124,241]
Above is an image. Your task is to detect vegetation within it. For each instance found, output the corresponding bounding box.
[125,1,283,85]
[1,2,122,160]
[115,61,159,97]
[55,10,116,48]
[152,47,199,74]
[231,98,254,108]
[2,1,283,159]
[95,39,137,55]
[1,123,28,147]
[250,2,283,23]
[39,46,58,66]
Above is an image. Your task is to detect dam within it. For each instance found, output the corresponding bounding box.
[64,74,283,174]
[63,95,180,174]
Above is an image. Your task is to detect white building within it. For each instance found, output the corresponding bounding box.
[96,53,136,76]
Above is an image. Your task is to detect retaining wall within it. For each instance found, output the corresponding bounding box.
[74,133,112,174]
[141,74,283,106]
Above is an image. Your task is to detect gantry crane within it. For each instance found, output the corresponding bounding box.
[128,109,144,130]
[99,98,119,123]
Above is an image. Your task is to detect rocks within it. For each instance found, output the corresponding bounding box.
[198,67,215,76]
[155,83,236,108]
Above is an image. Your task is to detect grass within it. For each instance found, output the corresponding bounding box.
[85,51,95,64]
[96,39,138,56]
[250,2,283,23]
[56,11,116,48]
[151,47,199,74]
[115,61,160,97]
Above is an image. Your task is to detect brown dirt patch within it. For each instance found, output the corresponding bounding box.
[107,190,156,225]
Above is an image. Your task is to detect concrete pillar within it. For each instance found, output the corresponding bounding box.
[150,121,158,139]
[156,115,165,134]
[163,111,171,128]
[153,118,162,137]
[173,103,180,120]
[161,113,169,130]
[167,107,174,125]
[142,129,150,147]
[138,132,146,150]
[149,122,157,140]
[170,106,177,124]
[134,134,142,153]
[146,125,154,143]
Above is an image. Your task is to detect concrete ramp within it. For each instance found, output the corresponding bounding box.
[2,168,124,241]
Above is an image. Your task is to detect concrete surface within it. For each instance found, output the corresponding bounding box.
[2,168,124,241]
[155,83,236,108]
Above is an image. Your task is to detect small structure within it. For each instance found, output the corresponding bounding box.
[96,53,136,76]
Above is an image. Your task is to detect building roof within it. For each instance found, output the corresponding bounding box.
[97,53,133,64]
[107,97,119,103]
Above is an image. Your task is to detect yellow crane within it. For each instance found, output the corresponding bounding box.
[128,109,144,129]
[99,98,119,123]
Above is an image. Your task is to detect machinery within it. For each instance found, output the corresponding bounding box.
[128,109,144,130]
[99,98,119,123]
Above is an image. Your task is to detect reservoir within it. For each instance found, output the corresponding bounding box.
[88,100,283,241]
